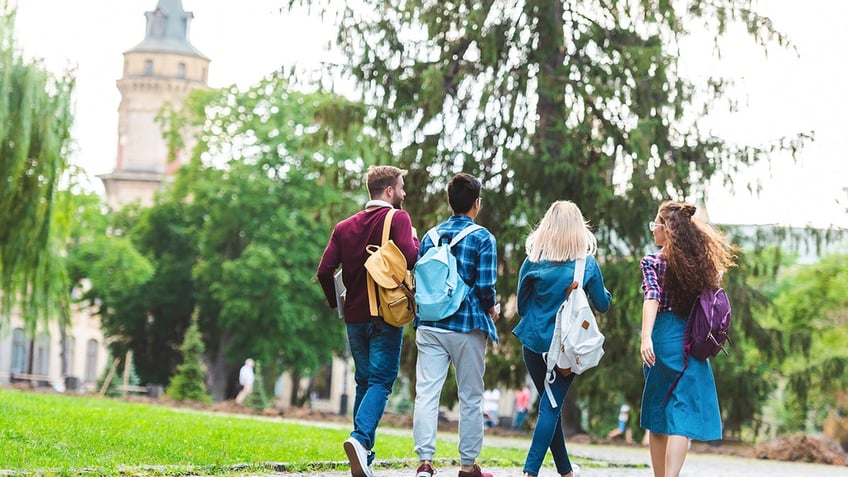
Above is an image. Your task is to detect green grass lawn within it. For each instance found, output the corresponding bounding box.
[0,388,529,475]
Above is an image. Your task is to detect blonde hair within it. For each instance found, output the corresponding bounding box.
[525,200,597,262]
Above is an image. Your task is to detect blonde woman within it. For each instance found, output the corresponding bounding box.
[639,200,736,477]
[513,201,612,477]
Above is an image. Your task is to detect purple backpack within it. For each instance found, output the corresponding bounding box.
[664,286,732,403]
[685,287,732,360]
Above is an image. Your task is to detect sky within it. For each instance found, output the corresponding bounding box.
[11,0,848,228]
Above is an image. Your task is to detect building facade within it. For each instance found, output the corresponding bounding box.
[1,0,356,412]
[1,1,207,393]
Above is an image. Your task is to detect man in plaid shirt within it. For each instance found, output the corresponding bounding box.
[412,173,500,477]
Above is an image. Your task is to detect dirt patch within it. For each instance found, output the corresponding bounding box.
[751,434,848,466]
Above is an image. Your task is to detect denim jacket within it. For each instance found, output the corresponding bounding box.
[513,255,612,354]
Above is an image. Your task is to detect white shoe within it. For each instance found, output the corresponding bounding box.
[571,463,580,477]
[344,437,373,477]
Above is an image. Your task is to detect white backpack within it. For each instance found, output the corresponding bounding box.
[543,257,605,408]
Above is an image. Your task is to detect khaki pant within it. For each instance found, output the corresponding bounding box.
[235,382,253,404]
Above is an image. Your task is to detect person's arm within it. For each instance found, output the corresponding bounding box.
[641,299,659,366]
[585,257,612,313]
[516,258,533,317]
[317,227,342,307]
[639,255,661,366]
[476,232,499,321]
[392,210,420,268]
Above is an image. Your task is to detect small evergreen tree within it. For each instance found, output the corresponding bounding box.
[243,360,269,412]
[166,316,211,403]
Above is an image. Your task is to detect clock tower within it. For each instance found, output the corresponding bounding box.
[100,0,209,209]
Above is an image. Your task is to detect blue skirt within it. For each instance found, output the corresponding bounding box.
[640,312,722,441]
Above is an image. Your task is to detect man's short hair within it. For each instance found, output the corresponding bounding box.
[367,165,407,198]
[448,173,481,214]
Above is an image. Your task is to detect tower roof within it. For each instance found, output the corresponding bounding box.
[125,0,208,60]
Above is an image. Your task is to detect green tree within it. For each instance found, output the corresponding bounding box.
[176,79,358,401]
[90,77,372,401]
[281,0,805,433]
[243,360,270,412]
[108,202,196,387]
[769,252,848,432]
[0,7,75,326]
[167,315,212,403]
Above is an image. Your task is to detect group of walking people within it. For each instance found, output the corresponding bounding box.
[317,166,735,477]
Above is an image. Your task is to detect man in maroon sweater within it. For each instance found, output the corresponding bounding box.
[317,165,419,477]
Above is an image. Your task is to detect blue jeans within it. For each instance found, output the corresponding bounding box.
[513,409,528,430]
[523,347,576,476]
[347,319,403,463]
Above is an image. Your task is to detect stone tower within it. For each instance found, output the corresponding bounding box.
[100,0,209,209]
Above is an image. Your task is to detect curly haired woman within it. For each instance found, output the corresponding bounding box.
[639,200,736,477]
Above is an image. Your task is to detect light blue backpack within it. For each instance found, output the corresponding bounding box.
[414,224,483,321]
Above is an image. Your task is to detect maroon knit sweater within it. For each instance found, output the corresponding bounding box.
[317,206,419,324]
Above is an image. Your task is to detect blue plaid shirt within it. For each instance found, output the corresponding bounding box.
[414,216,499,343]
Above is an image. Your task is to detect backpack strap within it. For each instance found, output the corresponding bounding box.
[425,226,440,247]
[425,223,483,247]
[574,257,586,289]
[544,256,588,408]
[367,208,397,317]
[381,209,396,245]
[663,288,700,406]
[448,224,483,247]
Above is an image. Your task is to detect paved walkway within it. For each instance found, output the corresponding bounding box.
[253,422,848,477]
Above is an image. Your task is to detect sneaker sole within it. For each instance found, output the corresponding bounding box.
[343,440,370,477]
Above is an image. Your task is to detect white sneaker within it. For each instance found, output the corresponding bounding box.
[571,463,580,477]
[344,437,373,477]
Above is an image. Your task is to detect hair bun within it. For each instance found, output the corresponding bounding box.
[682,204,696,218]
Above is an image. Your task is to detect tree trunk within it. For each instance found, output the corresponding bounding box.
[561,389,583,435]
[208,331,232,402]
[290,369,302,407]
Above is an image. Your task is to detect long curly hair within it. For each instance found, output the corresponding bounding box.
[658,201,737,316]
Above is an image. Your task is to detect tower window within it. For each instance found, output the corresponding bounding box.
[177,63,186,79]
[144,59,154,76]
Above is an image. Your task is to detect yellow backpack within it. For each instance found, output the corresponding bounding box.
[364,209,416,327]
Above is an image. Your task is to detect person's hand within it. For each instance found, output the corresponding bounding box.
[640,336,656,367]
[489,304,500,322]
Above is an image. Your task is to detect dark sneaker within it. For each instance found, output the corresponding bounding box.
[344,437,373,477]
[416,462,436,477]
[457,464,492,477]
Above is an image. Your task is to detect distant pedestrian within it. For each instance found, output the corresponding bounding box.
[606,404,633,443]
[513,200,612,477]
[483,389,501,428]
[512,386,531,431]
[235,358,255,405]
[639,200,736,477]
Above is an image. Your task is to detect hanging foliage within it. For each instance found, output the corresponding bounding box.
[0,7,75,327]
